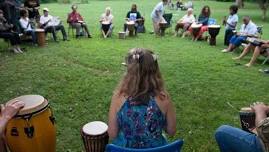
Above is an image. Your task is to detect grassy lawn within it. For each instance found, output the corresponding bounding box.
[1,0,269,151]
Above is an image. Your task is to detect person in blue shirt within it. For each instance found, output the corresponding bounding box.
[108,48,176,148]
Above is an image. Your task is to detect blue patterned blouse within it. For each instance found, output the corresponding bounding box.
[112,96,167,148]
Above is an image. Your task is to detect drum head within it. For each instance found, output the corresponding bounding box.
[208,25,221,28]
[8,95,47,116]
[191,23,202,28]
[240,107,253,113]
[82,121,108,136]
[126,21,135,25]
[35,29,45,32]
[102,21,110,25]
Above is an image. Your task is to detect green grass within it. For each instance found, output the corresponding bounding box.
[1,0,269,151]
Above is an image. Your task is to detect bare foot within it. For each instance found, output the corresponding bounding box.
[233,57,241,60]
[245,63,252,67]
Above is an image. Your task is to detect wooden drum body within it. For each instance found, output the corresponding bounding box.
[35,29,46,47]
[191,24,202,38]
[81,121,109,152]
[208,25,221,46]
[126,21,135,37]
[6,95,56,152]
[239,107,256,132]
[159,22,167,36]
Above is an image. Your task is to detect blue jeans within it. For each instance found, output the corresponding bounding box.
[229,35,247,47]
[215,125,264,152]
[25,30,37,43]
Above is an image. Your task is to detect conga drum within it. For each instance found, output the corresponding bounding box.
[5,95,56,152]
[191,23,202,38]
[208,25,221,45]
[118,32,126,39]
[239,107,256,132]
[126,21,135,36]
[81,121,109,152]
[35,29,46,47]
[159,21,167,36]
[102,21,111,35]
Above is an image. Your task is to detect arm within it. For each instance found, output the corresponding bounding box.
[107,94,120,140]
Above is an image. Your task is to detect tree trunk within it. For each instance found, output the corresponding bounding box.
[236,0,244,8]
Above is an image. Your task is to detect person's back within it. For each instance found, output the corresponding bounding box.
[108,48,176,149]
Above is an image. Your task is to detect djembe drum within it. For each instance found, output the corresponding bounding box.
[191,23,202,39]
[159,21,167,36]
[102,21,111,36]
[208,25,221,45]
[81,121,109,152]
[126,21,135,36]
[35,29,45,47]
[5,95,56,152]
[239,107,256,132]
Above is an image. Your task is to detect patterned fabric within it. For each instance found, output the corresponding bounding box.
[112,96,167,148]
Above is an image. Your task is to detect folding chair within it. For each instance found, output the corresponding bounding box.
[163,13,173,34]
[106,139,184,152]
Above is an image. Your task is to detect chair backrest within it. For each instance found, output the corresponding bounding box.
[106,139,184,152]
[163,13,173,25]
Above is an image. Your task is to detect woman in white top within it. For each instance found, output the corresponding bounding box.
[151,0,168,35]
[100,7,114,38]
[19,9,37,44]
[175,8,195,37]
[223,5,239,46]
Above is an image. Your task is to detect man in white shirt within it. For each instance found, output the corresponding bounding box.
[19,9,37,44]
[40,8,67,41]
[222,16,258,53]
[151,0,168,35]
[174,8,195,37]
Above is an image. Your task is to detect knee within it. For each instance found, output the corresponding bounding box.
[215,125,232,140]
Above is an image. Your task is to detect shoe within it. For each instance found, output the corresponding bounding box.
[13,48,20,54]
[232,57,240,60]
[245,63,252,67]
[88,35,92,38]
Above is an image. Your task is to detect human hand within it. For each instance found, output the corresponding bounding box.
[1,100,24,121]
[251,102,269,115]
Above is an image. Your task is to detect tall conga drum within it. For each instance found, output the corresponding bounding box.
[35,29,46,47]
[102,21,111,35]
[239,107,256,132]
[191,23,202,38]
[126,21,135,36]
[81,121,109,152]
[5,95,56,152]
[159,21,167,36]
[208,25,221,46]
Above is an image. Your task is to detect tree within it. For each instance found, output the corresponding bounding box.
[259,0,269,20]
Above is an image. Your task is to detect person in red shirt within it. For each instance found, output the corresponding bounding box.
[67,4,92,38]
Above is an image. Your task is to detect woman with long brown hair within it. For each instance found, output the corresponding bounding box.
[108,48,176,148]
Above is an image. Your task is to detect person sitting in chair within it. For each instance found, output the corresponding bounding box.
[100,7,113,38]
[233,40,269,67]
[0,9,23,53]
[123,4,143,35]
[215,102,269,152]
[151,0,168,36]
[67,4,92,38]
[0,100,25,152]
[39,8,68,42]
[108,48,176,148]
[189,5,211,41]
[174,8,195,37]
[222,16,257,53]
[19,9,37,44]
[223,5,239,46]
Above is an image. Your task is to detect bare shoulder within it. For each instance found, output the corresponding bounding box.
[110,93,127,112]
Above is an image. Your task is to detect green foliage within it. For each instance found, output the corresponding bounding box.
[0,0,269,152]
[41,0,57,3]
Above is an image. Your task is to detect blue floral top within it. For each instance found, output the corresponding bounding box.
[112,96,167,148]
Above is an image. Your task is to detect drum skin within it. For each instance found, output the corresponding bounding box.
[6,103,56,152]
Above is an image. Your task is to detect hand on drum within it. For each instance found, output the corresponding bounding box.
[251,102,269,115]
[1,100,24,121]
